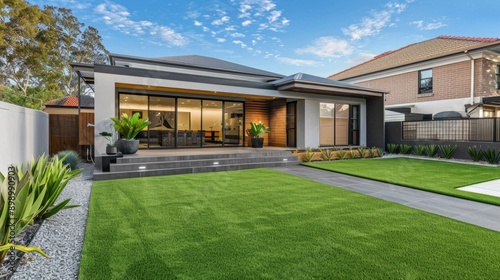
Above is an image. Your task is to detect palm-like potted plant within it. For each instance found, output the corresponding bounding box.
[110,112,150,154]
[247,121,270,148]
[99,131,117,155]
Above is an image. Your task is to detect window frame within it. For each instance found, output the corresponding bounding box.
[496,65,500,90]
[418,69,433,94]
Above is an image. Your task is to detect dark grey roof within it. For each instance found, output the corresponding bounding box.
[272,73,372,90]
[109,53,284,78]
[271,73,386,97]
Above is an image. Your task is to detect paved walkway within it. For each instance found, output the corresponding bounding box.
[273,165,500,232]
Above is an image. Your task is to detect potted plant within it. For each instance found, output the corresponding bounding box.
[99,131,117,155]
[246,121,270,148]
[110,112,150,154]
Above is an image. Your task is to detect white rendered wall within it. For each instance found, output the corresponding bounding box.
[0,101,49,174]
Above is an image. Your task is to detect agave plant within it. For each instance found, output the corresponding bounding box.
[111,112,150,140]
[0,167,48,263]
[319,148,334,161]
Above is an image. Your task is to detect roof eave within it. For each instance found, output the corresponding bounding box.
[275,81,385,97]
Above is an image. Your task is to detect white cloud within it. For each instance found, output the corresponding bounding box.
[343,10,391,41]
[410,19,447,30]
[296,37,352,58]
[194,20,203,26]
[277,57,322,67]
[212,15,230,26]
[94,2,188,47]
[342,1,413,41]
[242,20,252,26]
[231,32,245,38]
[268,10,281,22]
[216,38,226,43]
[233,40,248,48]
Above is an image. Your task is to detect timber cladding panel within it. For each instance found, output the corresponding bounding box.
[79,112,94,145]
[49,113,94,159]
[244,99,287,147]
[49,114,79,155]
[244,100,270,147]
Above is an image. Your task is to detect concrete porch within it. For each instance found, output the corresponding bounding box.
[93,147,299,180]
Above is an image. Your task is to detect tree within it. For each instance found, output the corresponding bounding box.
[0,1,109,108]
[46,6,108,96]
[0,0,58,96]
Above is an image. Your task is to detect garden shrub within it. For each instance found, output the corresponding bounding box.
[302,148,315,162]
[438,145,457,159]
[56,150,81,170]
[467,146,483,162]
[399,144,411,154]
[482,147,500,164]
[387,143,399,154]
[413,145,426,156]
[357,146,367,158]
[424,145,438,157]
[319,148,334,161]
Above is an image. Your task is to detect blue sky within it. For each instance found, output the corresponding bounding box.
[30,0,499,77]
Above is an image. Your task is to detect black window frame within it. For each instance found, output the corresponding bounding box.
[418,69,433,94]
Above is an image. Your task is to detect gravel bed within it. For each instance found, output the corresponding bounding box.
[9,163,94,280]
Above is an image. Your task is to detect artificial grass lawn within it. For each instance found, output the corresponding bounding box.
[79,169,500,279]
[304,157,500,206]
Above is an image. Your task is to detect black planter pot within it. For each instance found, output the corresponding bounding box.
[251,137,264,148]
[106,146,118,155]
[115,139,139,154]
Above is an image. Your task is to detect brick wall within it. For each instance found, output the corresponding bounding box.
[357,58,497,105]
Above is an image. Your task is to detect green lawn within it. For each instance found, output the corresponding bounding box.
[79,168,500,279]
[304,157,500,206]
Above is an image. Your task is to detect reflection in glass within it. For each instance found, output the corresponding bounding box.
[149,97,175,148]
[202,100,223,147]
[177,99,201,148]
[223,102,243,146]
[119,94,148,148]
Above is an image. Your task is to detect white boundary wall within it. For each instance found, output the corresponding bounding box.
[0,101,49,174]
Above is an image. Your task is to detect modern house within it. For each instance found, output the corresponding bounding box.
[72,54,386,156]
[329,36,500,122]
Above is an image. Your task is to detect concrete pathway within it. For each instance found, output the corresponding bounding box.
[273,165,500,232]
[459,179,500,198]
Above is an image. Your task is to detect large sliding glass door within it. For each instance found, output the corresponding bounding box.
[319,102,353,146]
[149,96,176,148]
[223,102,243,146]
[118,93,244,149]
[202,100,223,147]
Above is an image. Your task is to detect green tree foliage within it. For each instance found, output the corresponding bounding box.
[0,1,108,109]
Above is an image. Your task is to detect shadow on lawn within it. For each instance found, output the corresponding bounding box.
[124,251,178,279]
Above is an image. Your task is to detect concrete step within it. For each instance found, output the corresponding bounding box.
[109,155,298,172]
[94,159,299,180]
[116,150,295,164]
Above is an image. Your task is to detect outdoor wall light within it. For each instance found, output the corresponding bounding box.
[213,162,219,165]
[138,166,146,170]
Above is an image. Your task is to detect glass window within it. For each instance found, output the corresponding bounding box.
[496,65,500,90]
[419,69,433,94]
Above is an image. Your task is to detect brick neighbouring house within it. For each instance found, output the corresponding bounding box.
[329,36,500,121]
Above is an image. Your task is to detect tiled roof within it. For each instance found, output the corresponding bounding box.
[329,36,500,80]
[45,95,94,108]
